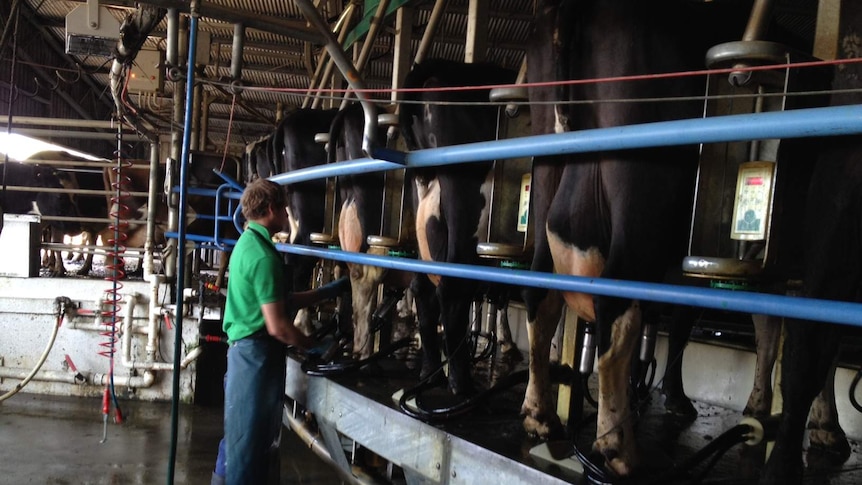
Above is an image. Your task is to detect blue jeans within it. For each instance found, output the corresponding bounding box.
[225,334,286,485]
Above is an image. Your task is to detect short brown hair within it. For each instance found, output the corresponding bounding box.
[241,178,286,221]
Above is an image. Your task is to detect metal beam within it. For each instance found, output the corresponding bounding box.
[126,0,325,44]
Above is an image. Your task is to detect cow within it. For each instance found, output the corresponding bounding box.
[520,0,754,477]
[243,134,273,185]
[759,23,862,484]
[400,59,517,395]
[0,161,81,276]
[267,108,339,335]
[328,103,389,358]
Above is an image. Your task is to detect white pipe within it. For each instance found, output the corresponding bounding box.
[180,346,203,368]
[93,370,156,388]
[0,367,85,385]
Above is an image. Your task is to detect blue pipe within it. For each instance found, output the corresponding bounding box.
[270,104,862,186]
[276,243,862,328]
[167,5,199,484]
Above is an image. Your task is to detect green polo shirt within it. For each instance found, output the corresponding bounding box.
[222,221,286,343]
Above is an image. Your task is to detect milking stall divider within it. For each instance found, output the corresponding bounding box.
[153,3,862,481]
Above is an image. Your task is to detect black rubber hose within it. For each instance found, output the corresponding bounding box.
[300,337,413,376]
[850,364,862,413]
[399,363,575,422]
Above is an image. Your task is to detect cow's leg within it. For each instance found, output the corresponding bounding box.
[521,288,564,439]
[745,313,781,417]
[347,258,387,360]
[76,230,96,276]
[660,305,697,418]
[807,359,851,462]
[48,227,67,277]
[594,300,641,478]
[438,277,477,396]
[761,320,840,485]
[412,274,442,383]
[494,295,520,359]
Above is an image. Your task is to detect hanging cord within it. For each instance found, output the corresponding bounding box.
[0,297,67,403]
[98,119,130,443]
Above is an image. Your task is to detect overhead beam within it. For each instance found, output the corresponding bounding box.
[112,0,325,44]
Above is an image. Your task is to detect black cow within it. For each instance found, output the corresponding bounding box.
[760,24,862,485]
[521,0,752,477]
[400,59,517,395]
[328,103,389,358]
[269,108,339,334]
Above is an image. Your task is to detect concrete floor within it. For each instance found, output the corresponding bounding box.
[0,392,344,485]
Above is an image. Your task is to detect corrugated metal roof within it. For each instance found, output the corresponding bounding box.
[14,0,819,153]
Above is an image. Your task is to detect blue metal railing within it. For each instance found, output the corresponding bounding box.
[172,101,862,328]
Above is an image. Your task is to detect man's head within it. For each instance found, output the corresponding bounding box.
[241,178,286,222]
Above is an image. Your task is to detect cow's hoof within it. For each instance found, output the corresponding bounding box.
[807,426,851,465]
[760,457,803,485]
[498,344,523,363]
[522,413,564,440]
[594,433,637,478]
[661,392,697,419]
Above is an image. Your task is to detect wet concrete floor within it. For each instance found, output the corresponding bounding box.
[0,392,344,485]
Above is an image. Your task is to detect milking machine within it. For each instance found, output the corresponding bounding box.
[468,86,532,374]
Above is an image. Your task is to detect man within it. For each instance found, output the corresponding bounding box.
[217,178,347,485]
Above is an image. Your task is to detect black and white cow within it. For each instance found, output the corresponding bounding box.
[521,0,752,476]
[1,161,81,276]
[400,59,517,395]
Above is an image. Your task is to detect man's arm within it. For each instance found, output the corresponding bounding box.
[285,276,350,313]
[261,301,314,348]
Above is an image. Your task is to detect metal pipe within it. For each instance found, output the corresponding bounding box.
[166,8,179,67]
[414,0,447,65]
[276,242,862,328]
[133,0,324,43]
[0,367,87,384]
[295,0,378,157]
[302,4,356,109]
[165,9,185,280]
[144,141,160,280]
[1,186,148,197]
[0,117,137,130]
[742,0,775,42]
[6,128,145,141]
[284,411,365,485]
[230,23,245,82]
[310,8,356,110]
[270,103,862,186]
[338,0,391,110]
[168,2,200,480]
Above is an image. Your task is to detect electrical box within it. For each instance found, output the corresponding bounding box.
[65,3,120,57]
[127,49,165,93]
[0,214,41,278]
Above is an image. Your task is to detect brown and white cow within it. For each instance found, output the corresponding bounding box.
[328,103,389,358]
